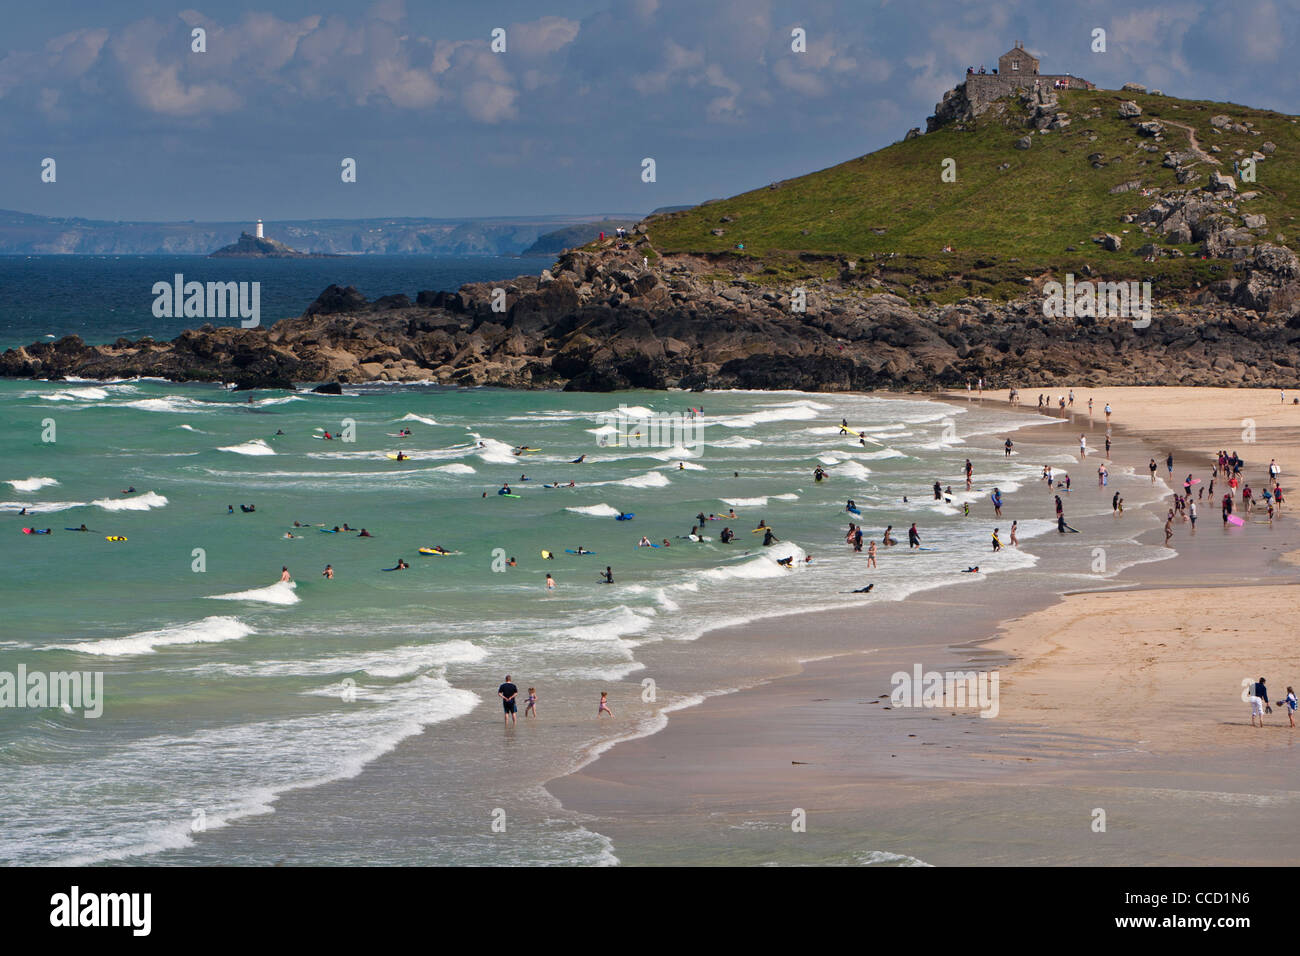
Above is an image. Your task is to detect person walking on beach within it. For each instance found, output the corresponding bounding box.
[1005,438,1014,457]
[1166,453,1174,477]
[908,523,921,549]
[1055,495,1064,519]
[991,528,1002,552]
[1079,434,1087,458]
[1104,402,1112,423]
[1250,677,1271,727]
[1148,458,1158,483]
[598,691,614,718]
[1009,520,1019,547]
[499,675,519,726]
[1104,435,1111,457]
[1222,493,1233,525]
[1188,499,1197,529]
[992,488,1003,517]
[1164,514,1174,547]
[524,687,538,719]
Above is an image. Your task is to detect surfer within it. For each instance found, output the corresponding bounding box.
[776,556,794,568]
[358,529,372,537]
[762,528,779,546]
[283,531,298,539]
[962,566,980,573]
[508,556,517,567]
[76,524,88,532]
[992,528,1002,552]
[719,528,734,543]
[394,452,408,461]
[933,480,942,500]
[275,429,285,436]
[572,455,586,463]
[814,466,827,482]
[846,499,857,512]
[907,523,920,549]
[882,525,897,546]
[499,483,512,495]
[122,486,136,495]
[602,566,614,584]
[1057,515,1079,534]
[638,536,653,547]
[323,431,333,440]
[992,488,1003,517]
[852,583,874,593]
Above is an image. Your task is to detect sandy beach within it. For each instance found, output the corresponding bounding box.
[548,387,1300,865]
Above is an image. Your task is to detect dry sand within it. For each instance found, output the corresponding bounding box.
[943,385,1300,474]
[986,585,1300,752]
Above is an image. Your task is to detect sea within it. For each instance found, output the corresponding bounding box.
[0,256,1173,865]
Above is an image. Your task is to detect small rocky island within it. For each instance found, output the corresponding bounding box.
[209,221,340,258]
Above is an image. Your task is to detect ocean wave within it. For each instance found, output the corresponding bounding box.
[719,493,798,507]
[7,477,59,492]
[566,503,623,517]
[432,463,476,474]
[711,435,763,448]
[1,499,86,513]
[397,413,439,425]
[218,439,276,456]
[206,580,300,605]
[93,491,168,511]
[62,616,255,657]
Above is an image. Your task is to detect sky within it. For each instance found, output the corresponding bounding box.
[1,0,1295,221]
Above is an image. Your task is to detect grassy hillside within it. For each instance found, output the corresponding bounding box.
[642,88,1300,304]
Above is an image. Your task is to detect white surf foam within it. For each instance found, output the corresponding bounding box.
[64,616,255,656]
[398,413,439,425]
[7,477,59,492]
[206,580,300,605]
[566,503,623,517]
[92,491,168,511]
[218,439,276,456]
[432,463,476,474]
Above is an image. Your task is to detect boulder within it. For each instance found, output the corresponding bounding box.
[1117,100,1142,118]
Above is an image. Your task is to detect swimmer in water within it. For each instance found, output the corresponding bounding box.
[280,566,292,582]
[602,566,614,584]
[852,583,875,593]
[322,565,333,579]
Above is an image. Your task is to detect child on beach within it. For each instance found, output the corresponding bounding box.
[598,692,614,718]
[524,688,538,719]
[1282,687,1297,728]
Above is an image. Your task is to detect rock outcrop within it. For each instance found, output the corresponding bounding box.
[6,230,1300,391]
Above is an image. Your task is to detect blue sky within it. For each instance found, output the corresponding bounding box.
[1,0,1294,221]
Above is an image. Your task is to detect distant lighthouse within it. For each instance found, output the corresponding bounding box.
[255,219,264,239]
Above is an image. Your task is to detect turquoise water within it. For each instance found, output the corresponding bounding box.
[0,379,1172,864]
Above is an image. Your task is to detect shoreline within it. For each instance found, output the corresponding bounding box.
[545,387,1300,865]
[123,384,1300,866]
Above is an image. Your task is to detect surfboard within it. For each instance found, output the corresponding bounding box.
[106,536,127,542]
[540,550,554,559]
[498,493,521,498]
[615,514,635,520]
[21,528,50,534]
[1227,514,1245,526]
[385,454,412,461]
[65,527,97,532]
[319,528,339,533]
[418,547,457,556]
[846,506,861,515]
[565,549,596,555]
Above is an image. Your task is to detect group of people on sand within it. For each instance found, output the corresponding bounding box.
[1247,676,1298,729]
[496,674,613,725]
